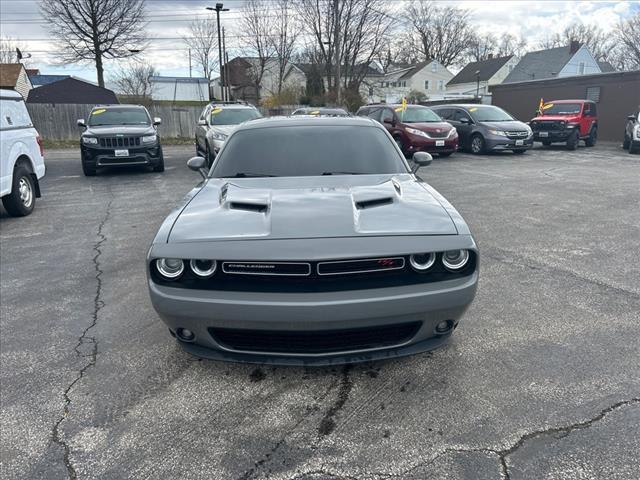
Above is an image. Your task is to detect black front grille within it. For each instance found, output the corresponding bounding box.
[532,121,564,132]
[209,322,422,354]
[506,131,528,139]
[150,252,477,293]
[99,136,141,148]
[427,130,450,139]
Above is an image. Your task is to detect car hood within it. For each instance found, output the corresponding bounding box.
[404,122,454,134]
[530,115,577,122]
[168,174,458,242]
[478,120,529,130]
[85,125,155,136]
[208,125,238,137]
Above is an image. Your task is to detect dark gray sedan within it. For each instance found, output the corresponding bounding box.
[432,104,533,154]
[147,117,478,365]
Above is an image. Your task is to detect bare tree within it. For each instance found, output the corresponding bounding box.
[612,12,640,71]
[183,17,218,79]
[295,0,393,103]
[271,0,299,94]
[468,32,528,62]
[40,0,147,87]
[239,0,276,102]
[538,23,613,61]
[112,62,157,100]
[403,0,475,67]
[0,36,28,64]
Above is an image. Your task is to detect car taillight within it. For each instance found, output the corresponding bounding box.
[36,135,44,157]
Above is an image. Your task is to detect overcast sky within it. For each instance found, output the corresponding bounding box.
[0,0,636,83]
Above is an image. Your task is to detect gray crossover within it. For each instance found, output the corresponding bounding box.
[147,117,479,365]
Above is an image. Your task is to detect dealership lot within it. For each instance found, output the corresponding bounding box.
[1,143,639,479]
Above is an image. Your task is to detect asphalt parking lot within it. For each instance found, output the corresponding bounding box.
[1,142,639,479]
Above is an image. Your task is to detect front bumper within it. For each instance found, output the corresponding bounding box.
[486,135,534,151]
[405,135,458,155]
[533,130,577,142]
[148,272,478,365]
[81,143,162,167]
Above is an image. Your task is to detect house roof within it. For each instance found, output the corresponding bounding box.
[26,68,40,76]
[503,45,582,83]
[29,74,71,87]
[398,60,433,80]
[26,77,118,104]
[293,62,382,77]
[0,64,25,88]
[447,56,513,85]
[597,61,615,73]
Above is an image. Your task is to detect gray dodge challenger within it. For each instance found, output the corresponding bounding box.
[147,116,478,365]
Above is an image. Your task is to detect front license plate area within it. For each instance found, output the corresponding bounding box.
[115,149,129,157]
[539,132,549,137]
[515,140,524,146]
[435,140,445,146]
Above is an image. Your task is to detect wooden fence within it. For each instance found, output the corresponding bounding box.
[26,103,305,141]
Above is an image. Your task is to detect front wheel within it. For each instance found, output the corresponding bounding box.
[470,134,485,154]
[152,147,165,172]
[2,164,36,217]
[585,127,597,147]
[630,142,640,154]
[566,131,578,151]
[622,134,630,150]
[394,135,405,154]
[205,144,215,168]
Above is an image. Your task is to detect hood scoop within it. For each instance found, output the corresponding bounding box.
[352,180,399,210]
[355,197,394,210]
[222,183,271,214]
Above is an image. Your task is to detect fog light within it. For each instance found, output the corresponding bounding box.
[156,258,184,279]
[435,320,453,334]
[190,259,217,278]
[442,250,470,271]
[176,328,195,342]
[410,252,436,271]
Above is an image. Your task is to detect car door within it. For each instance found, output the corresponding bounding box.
[195,106,210,152]
[451,108,474,148]
[581,103,596,137]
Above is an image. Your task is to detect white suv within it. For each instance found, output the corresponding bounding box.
[0,89,45,216]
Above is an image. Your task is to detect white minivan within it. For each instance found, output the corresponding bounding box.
[0,89,45,216]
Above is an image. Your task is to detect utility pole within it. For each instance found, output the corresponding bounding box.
[206,3,229,101]
[333,0,341,105]
[222,26,228,101]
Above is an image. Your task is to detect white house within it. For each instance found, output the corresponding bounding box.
[149,76,209,102]
[446,55,519,96]
[367,60,454,103]
[503,42,603,83]
[0,63,33,98]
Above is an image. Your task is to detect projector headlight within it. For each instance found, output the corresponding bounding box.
[212,131,229,141]
[82,136,98,145]
[190,259,217,278]
[142,134,157,144]
[156,258,184,279]
[406,127,431,139]
[488,129,508,137]
[441,250,470,271]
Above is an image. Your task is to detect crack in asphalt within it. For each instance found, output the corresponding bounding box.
[50,196,113,480]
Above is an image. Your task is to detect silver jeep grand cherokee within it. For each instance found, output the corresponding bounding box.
[147,117,479,365]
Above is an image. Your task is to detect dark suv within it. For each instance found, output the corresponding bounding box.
[78,105,163,176]
[529,100,598,150]
[431,104,533,154]
[356,104,458,157]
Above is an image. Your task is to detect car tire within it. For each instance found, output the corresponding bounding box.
[585,127,597,147]
[470,134,485,154]
[2,164,36,217]
[82,159,97,176]
[623,135,630,150]
[205,143,215,168]
[512,150,526,154]
[393,135,405,154]
[630,142,639,154]
[153,147,165,172]
[439,152,453,157]
[566,131,578,151]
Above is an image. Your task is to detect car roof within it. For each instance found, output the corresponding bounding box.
[431,104,496,109]
[235,116,378,131]
[360,104,428,109]
[91,104,147,109]
[207,102,257,109]
[547,99,593,104]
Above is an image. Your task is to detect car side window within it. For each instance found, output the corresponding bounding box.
[436,108,451,120]
[380,108,394,124]
[583,103,592,116]
[454,109,471,123]
[1,99,31,128]
[366,108,382,122]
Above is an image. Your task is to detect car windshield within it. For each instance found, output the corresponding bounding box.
[399,107,442,123]
[468,106,514,122]
[542,103,582,115]
[210,108,261,125]
[88,107,150,126]
[211,125,407,178]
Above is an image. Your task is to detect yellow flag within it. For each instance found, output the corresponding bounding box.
[402,97,407,111]
[538,98,544,115]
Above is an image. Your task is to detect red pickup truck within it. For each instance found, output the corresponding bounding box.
[529,100,598,150]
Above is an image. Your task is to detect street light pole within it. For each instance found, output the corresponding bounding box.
[475,70,481,99]
[207,3,229,101]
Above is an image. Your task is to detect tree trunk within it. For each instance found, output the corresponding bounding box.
[95,51,105,88]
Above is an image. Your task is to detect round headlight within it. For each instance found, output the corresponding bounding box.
[410,252,436,271]
[190,259,217,278]
[442,250,470,271]
[156,258,184,279]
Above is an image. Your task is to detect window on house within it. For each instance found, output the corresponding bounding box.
[579,62,585,75]
[424,80,430,90]
[369,86,374,96]
[401,81,407,87]
[431,63,437,72]
[438,80,444,90]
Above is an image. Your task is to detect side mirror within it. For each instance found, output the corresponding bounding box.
[198,118,208,126]
[187,156,208,179]
[153,117,162,126]
[459,117,471,124]
[628,115,637,121]
[383,116,395,126]
[412,152,432,173]
[77,119,85,127]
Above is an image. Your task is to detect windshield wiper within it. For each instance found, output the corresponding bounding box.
[229,172,277,178]
[322,171,363,175]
